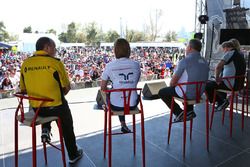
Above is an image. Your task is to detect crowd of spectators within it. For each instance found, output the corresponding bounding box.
[0,46,185,98]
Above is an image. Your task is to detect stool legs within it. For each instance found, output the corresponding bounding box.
[236,94,238,113]
[190,119,193,140]
[246,85,249,117]
[103,104,145,167]
[210,89,247,137]
[229,92,235,137]
[183,102,187,158]
[14,118,18,167]
[206,97,209,151]
[103,107,107,159]
[57,119,66,167]
[32,123,37,167]
[15,120,66,167]
[167,97,174,144]
[242,91,245,130]
[141,111,146,167]
[42,142,48,165]
[210,90,217,130]
[41,125,48,165]
[108,112,112,167]
[168,97,209,156]
[133,115,136,155]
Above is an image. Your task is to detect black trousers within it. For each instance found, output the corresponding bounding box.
[110,95,139,122]
[36,99,77,159]
[205,81,230,105]
[158,86,193,116]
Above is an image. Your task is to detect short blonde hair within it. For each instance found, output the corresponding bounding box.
[229,38,241,51]
[221,41,234,49]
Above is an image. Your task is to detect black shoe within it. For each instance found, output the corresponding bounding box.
[41,128,52,143]
[173,111,196,123]
[173,111,184,123]
[216,99,229,112]
[69,147,83,164]
[186,111,196,121]
[121,126,131,133]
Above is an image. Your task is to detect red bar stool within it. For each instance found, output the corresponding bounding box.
[102,88,146,167]
[210,75,248,137]
[167,81,209,157]
[245,70,249,117]
[14,93,66,167]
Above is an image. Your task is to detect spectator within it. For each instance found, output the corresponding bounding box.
[9,67,19,91]
[1,76,13,90]
[89,65,100,80]
[82,71,93,88]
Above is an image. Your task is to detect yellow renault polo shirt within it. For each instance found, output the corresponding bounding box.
[20,51,70,107]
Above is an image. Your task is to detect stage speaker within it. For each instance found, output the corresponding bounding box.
[220,29,250,45]
[96,89,105,108]
[142,81,167,99]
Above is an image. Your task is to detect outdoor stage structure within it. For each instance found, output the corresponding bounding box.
[196,0,250,89]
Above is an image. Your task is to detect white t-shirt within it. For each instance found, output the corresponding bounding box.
[101,57,141,107]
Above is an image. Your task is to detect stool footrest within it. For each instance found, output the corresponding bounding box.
[47,142,62,151]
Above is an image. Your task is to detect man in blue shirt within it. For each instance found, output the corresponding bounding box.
[158,39,209,122]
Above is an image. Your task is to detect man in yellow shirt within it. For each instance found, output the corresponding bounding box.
[20,37,83,164]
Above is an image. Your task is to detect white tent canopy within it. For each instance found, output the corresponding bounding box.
[17,33,60,53]
[59,43,85,48]
[100,42,185,48]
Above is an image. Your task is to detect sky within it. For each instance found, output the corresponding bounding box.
[1,0,197,36]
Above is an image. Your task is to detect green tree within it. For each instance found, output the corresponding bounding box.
[171,31,178,41]
[132,31,146,42]
[76,32,86,43]
[85,22,100,46]
[23,26,32,33]
[144,9,163,41]
[46,29,57,35]
[0,21,10,42]
[66,22,77,42]
[164,31,178,42]
[58,32,68,42]
[126,29,146,42]
[8,34,18,41]
[104,30,119,42]
[58,22,80,43]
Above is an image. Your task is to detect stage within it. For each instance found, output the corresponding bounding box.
[0,79,250,167]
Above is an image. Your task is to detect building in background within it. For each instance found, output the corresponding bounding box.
[17,33,60,53]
